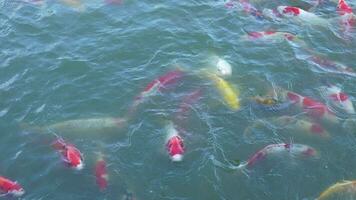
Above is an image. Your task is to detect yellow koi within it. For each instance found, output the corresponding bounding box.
[317,180,356,200]
[207,73,240,110]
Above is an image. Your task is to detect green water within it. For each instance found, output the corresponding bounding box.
[1,0,356,199]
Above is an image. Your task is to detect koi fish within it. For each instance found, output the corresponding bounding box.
[132,69,184,108]
[322,84,355,114]
[262,8,282,21]
[277,6,329,26]
[216,58,232,77]
[307,54,356,77]
[59,0,84,10]
[207,73,240,111]
[281,90,338,123]
[337,0,356,37]
[317,180,356,200]
[241,30,296,41]
[0,176,24,197]
[165,121,185,162]
[23,117,127,136]
[245,143,317,168]
[95,153,108,191]
[239,0,264,20]
[244,116,330,139]
[52,138,84,170]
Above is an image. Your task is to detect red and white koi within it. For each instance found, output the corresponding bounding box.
[244,116,330,139]
[337,0,356,37]
[281,90,338,123]
[277,6,329,26]
[323,85,355,114]
[165,121,185,162]
[241,30,297,42]
[225,0,264,20]
[244,143,317,169]
[52,138,84,170]
[0,176,24,197]
[132,69,184,107]
[307,54,356,77]
[95,153,108,191]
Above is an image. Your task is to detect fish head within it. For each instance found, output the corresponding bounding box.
[8,183,25,197]
[277,6,300,17]
[216,58,232,77]
[66,146,84,170]
[166,136,185,162]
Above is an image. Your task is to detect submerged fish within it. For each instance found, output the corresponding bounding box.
[244,116,330,139]
[59,0,84,10]
[307,54,356,77]
[277,6,329,26]
[241,30,297,42]
[0,176,25,197]
[132,69,184,109]
[24,117,127,136]
[322,84,355,114]
[165,121,185,162]
[177,89,203,118]
[52,137,84,170]
[317,180,356,200]
[207,73,240,111]
[337,0,356,39]
[95,153,108,191]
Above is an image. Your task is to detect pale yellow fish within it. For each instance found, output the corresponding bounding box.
[207,73,240,110]
[317,180,356,200]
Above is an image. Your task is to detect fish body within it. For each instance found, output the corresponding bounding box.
[0,176,24,197]
[323,85,355,114]
[177,89,203,117]
[244,116,330,139]
[242,30,297,42]
[317,180,356,200]
[338,0,356,37]
[282,91,338,123]
[133,69,184,107]
[308,55,356,77]
[246,143,317,168]
[59,0,84,10]
[95,154,108,191]
[239,0,264,20]
[208,73,240,110]
[277,6,329,26]
[165,122,185,162]
[52,138,84,170]
[34,117,127,136]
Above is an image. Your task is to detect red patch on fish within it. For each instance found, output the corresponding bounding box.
[52,138,83,169]
[284,34,295,41]
[329,92,349,102]
[95,159,108,191]
[287,92,302,103]
[0,176,24,196]
[310,123,325,135]
[302,97,326,118]
[248,32,264,39]
[303,148,316,156]
[166,136,185,157]
[158,69,183,87]
[283,6,301,16]
[247,151,266,168]
[338,0,353,15]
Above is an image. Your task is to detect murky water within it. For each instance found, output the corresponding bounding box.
[1,0,356,199]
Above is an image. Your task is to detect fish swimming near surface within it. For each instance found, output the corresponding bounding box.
[52,137,84,170]
[0,176,25,197]
[130,69,184,111]
[225,0,265,20]
[95,153,108,191]
[322,84,355,114]
[337,0,356,39]
[317,180,356,200]
[206,73,240,111]
[280,90,339,124]
[165,121,185,162]
[277,6,329,27]
[306,54,356,77]
[23,117,127,136]
[59,0,84,10]
[244,115,330,139]
[240,30,307,47]
[216,58,232,77]
[215,143,317,171]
